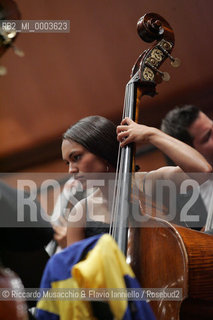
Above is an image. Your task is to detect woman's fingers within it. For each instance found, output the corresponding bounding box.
[117,131,129,141]
[121,117,132,125]
[117,118,133,132]
[117,118,135,146]
[117,124,128,134]
[120,136,132,147]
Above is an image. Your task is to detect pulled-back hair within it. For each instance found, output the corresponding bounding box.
[63,116,119,168]
[161,105,200,146]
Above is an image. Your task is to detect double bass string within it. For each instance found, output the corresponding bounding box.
[109,86,127,238]
[110,82,133,251]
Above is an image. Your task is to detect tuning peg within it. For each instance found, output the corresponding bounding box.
[158,45,181,68]
[165,51,181,67]
[170,56,181,68]
[0,66,7,76]
[156,69,170,81]
[161,71,170,81]
[145,61,171,82]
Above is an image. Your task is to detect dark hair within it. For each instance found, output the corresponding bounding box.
[161,105,200,146]
[63,115,119,168]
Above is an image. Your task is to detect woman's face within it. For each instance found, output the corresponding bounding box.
[62,139,107,179]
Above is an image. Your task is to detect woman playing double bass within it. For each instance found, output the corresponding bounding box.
[56,114,211,246]
[37,114,211,320]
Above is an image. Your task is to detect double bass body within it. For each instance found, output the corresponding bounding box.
[128,217,213,319]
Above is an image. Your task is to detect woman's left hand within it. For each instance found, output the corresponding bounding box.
[117,117,153,147]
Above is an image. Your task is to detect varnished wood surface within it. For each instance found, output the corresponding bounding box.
[128,218,188,320]
[128,217,213,319]
[176,226,213,300]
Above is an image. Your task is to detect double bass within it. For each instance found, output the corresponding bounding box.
[111,13,213,320]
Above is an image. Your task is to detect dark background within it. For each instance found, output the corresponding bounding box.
[1,0,213,172]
